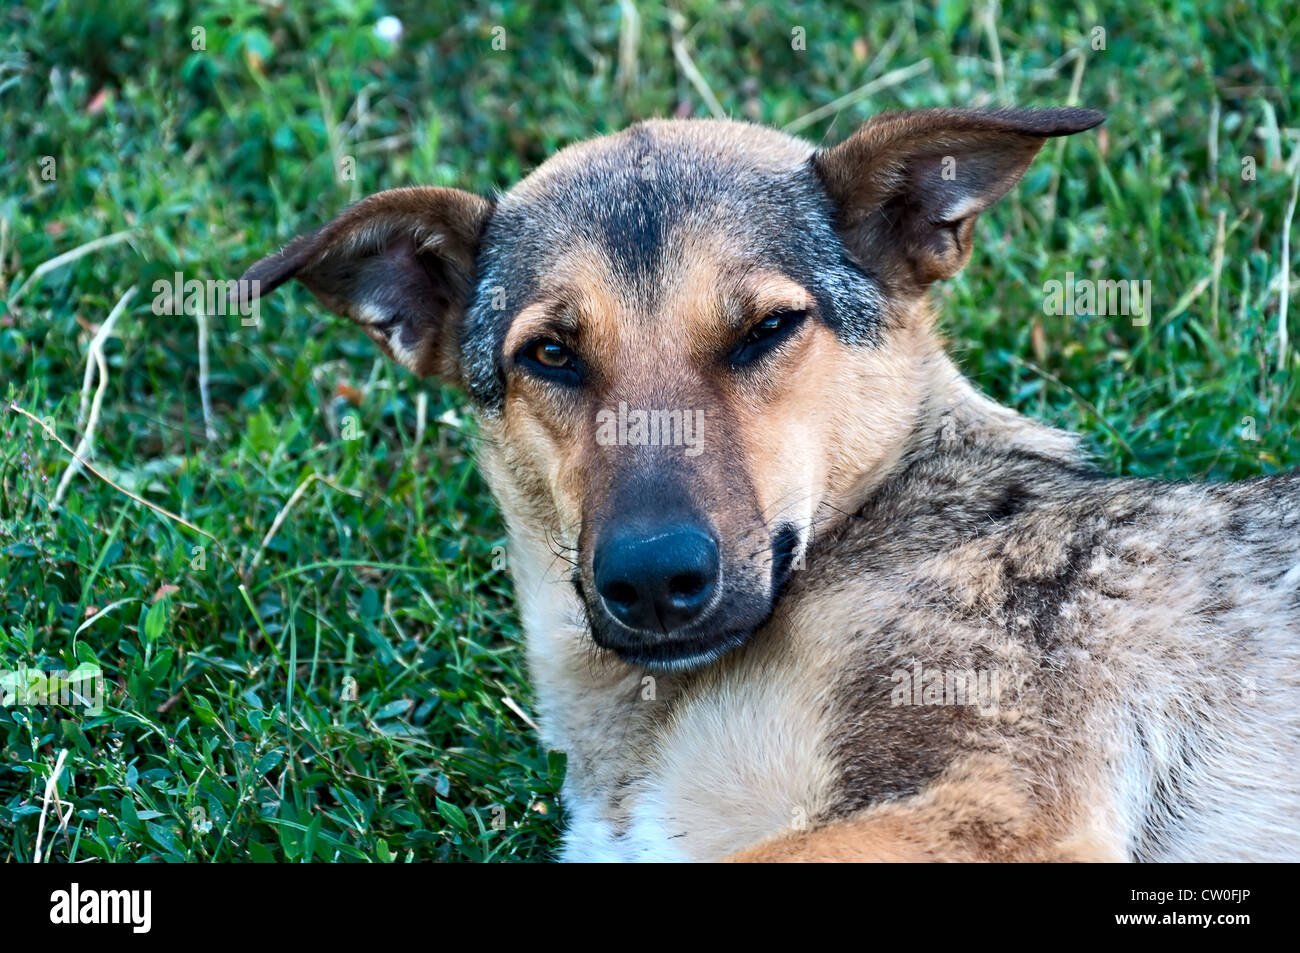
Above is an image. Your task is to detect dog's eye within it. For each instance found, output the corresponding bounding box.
[518,338,582,385]
[729,309,807,367]
[532,341,571,368]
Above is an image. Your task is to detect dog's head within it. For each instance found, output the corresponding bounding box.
[243,108,1102,669]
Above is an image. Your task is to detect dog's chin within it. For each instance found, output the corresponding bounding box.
[585,591,777,671]
[593,625,758,671]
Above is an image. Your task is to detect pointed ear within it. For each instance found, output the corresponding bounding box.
[239,187,493,380]
[812,108,1104,287]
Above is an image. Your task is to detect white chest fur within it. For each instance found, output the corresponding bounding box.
[519,588,841,860]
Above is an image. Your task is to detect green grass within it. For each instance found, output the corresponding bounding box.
[1,0,1297,862]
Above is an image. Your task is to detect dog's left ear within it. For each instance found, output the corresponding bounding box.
[239,186,493,381]
[813,107,1104,287]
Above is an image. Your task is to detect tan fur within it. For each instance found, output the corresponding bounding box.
[728,754,1126,862]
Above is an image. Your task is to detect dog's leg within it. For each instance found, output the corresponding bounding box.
[727,756,1123,862]
[727,811,1121,862]
[726,812,969,862]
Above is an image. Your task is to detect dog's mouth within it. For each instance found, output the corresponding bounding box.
[594,626,757,671]
[578,523,801,670]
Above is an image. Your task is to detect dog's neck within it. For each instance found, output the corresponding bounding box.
[817,318,1083,537]
[916,352,1081,461]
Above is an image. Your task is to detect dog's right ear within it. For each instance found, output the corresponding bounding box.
[240,187,493,381]
[813,108,1103,289]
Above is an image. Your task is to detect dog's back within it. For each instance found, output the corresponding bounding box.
[810,402,1300,861]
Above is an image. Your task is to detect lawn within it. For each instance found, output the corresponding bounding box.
[1,0,1296,862]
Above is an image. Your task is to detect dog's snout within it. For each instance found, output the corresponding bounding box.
[594,525,720,632]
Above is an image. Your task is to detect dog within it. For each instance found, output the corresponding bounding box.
[241,108,1300,861]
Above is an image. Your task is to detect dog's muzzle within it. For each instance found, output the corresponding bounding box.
[583,519,798,669]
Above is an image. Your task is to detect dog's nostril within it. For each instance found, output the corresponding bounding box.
[668,573,706,600]
[603,581,637,609]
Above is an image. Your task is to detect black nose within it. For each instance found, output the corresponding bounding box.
[594,525,720,632]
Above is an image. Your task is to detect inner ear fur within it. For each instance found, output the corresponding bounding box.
[239,187,493,380]
[812,107,1104,288]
